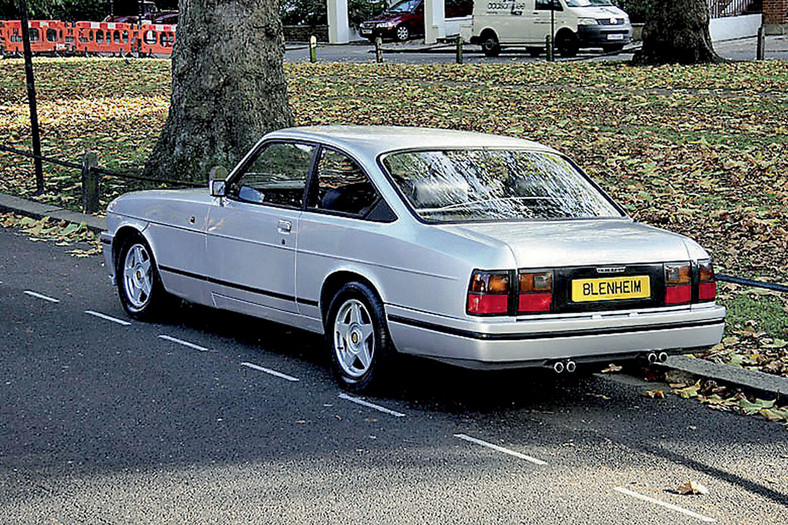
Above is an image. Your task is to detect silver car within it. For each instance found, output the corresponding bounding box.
[102,126,725,391]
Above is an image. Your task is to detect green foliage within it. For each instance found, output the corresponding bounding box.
[280,0,387,27]
[615,0,651,23]
[0,0,108,21]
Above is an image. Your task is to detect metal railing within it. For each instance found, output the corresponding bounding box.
[0,144,202,214]
[709,0,762,18]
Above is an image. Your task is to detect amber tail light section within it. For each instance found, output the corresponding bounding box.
[698,259,716,301]
[518,271,553,313]
[664,263,691,305]
[467,271,510,315]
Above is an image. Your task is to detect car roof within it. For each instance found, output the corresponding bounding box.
[265,126,556,159]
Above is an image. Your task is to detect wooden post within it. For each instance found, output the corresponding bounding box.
[309,35,317,63]
[756,25,765,61]
[18,0,44,195]
[81,152,99,214]
[455,36,463,64]
[375,36,384,63]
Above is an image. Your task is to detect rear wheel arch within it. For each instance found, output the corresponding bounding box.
[320,271,384,324]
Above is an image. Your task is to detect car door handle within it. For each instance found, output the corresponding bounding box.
[277,220,292,233]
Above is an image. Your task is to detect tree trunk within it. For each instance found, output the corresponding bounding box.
[144,0,294,182]
[632,0,724,65]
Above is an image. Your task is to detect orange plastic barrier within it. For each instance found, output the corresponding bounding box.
[0,20,67,53]
[139,24,176,56]
[74,21,135,54]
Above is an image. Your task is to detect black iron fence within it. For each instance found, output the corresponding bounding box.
[0,144,202,214]
[709,0,762,18]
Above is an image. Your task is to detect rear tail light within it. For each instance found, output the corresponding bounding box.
[519,271,552,313]
[467,271,510,315]
[698,259,716,301]
[664,263,691,304]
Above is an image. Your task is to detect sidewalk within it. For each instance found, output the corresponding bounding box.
[0,192,105,232]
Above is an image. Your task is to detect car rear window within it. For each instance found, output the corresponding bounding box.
[381,149,623,223]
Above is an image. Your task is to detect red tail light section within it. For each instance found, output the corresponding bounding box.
[698,260,717,301]
[518,271,552,313]
[467,271,510,315]
[664,263,691,305]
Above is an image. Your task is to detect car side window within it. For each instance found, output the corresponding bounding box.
[228,142,315,208]
[536,0,562,11]
[308,148,378,217]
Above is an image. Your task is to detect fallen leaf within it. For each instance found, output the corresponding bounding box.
[601,363,623,373]
[642,389,665,399]
[676,481,709,495]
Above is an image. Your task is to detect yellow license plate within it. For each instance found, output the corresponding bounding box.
[571,276,651,302]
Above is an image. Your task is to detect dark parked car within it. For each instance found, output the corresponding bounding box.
[359,0,471,42]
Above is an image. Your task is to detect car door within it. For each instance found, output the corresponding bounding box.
[206,141,316,318]
[532,0,560,43]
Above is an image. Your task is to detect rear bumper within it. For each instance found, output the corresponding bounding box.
[387,303,725,369]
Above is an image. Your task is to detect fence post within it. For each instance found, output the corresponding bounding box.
[309,35,317,63]
[756,25,765,61]
[81,151,99,214]
[546,35,554,62]
[455,36,463,64]
[375,36,384,63]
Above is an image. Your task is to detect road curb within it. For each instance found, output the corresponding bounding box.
[659,355,788,402]
[0,192,105,233]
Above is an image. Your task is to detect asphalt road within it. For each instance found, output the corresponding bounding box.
[284,35,788,64]
[1,226,786,524]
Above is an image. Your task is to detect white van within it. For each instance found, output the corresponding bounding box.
[468,0,632,57]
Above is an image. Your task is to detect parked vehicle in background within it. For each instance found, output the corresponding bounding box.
[360,0,472,42]
[469,0,632,57]
[103,1,177,25]
[102,126,725,392]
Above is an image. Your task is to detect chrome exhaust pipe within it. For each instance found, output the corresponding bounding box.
[553,361,565,374]
[658,352,668,363]
[565,360,577,373]
[646,352,658,364]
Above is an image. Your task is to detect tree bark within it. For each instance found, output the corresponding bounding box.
[632,0,724,65]
[144,0,294,182]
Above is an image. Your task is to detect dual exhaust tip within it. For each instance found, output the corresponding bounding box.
[646,351,669,365]
[551,352,667,374]
[552,360,576,374]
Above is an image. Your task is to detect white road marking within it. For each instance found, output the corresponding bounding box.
[158,334,210,352]
[454,433,548,466]
[85,310,131,326]
[614,487,716,523]
[241,362,300,382]
[23,290,60,303]
[338,393,405,417]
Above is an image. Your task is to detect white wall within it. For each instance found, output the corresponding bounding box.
[710,14,762,42]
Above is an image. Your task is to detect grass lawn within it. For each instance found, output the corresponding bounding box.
[0,57,786,373]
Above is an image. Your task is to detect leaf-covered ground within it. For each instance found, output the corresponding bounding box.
[0,57,786,374]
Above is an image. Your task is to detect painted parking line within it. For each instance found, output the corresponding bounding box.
[158,334,210,352]
[23,290,60,303]
[338,392,405,417]
[614,487,716,523]
[241,362,300,382]
[85,310,131,326]
[454,433,548,466]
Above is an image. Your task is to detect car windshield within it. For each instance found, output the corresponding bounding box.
[565,0,594,6]
[382,149,622,223]
[388,0,420,13]
[587,0,614,5]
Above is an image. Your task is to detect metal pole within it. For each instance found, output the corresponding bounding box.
[17,0,44,195]
[455,36,463,64]
[110,0,114,19]
[81,152,99,214]
[549,0,555,62]
[756,25,765,61]
[375,36,384,63]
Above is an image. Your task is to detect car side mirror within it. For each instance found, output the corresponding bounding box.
[210,180,226,197]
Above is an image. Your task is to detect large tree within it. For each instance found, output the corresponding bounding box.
[144,0,294,182]
[632,0,724,65]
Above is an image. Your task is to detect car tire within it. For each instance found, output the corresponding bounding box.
[395,24,410,42]
[481,33,500,57]
[325,281,394,393]
[556,31,579,58]
[116,234,173,320]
